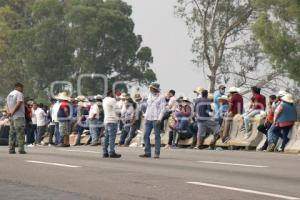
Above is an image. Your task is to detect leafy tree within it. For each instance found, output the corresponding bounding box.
[176,0,263,93]
[0,0,156,99]
[252,0,300,83]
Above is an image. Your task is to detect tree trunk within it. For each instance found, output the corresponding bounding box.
[208,71,217,94]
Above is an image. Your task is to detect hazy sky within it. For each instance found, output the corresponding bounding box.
[124,0,207,97]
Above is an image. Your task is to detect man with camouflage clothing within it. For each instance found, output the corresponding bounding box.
[6,83,26,154]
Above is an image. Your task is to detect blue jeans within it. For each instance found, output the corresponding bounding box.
[268,124,293,150]
[103,123,118,155]
[243,109,261,133]
[54,122,62,144]
[120,125,138,145]
[36,126,46,144]
[89,119,100,144]
[144,120,161,156]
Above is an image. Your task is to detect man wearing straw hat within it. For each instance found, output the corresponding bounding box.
[139,83,166,159]
[6,83,26,154]
[56,92,72,147]
[267,93,297,152]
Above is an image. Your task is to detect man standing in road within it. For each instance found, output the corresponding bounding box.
[139,83,166,159]
[6,83,26,154]
[102,89,122,158]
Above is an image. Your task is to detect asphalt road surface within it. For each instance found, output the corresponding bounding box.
[0,146,300,200]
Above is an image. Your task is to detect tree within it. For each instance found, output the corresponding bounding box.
[0,0,156,98]
[176,0,264,93]
[252,0,300,83]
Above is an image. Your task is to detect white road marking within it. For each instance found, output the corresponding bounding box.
[26,160,81,168]
[58,149,99,154]
[198,161,268,168]
[187,182,299,200]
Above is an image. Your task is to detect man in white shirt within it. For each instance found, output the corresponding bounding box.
[139,83,166,159]
[102,90,121,158]
[33,103,47,145]
[89,95,102,146]
[6,83,26,154]
[51,100,62,145]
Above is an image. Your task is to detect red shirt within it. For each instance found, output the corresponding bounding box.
[251,94,266,110]
[229,93,244,115]
[60,101,70,117]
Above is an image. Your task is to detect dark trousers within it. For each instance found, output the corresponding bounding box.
[48,124,55,144]
[257,122,272,150]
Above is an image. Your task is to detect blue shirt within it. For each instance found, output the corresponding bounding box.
[213,91,222,118]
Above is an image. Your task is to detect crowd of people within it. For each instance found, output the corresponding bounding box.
[2,82,298,158]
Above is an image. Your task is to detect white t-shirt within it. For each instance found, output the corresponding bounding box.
[35,107,47,126]
[51,102,60,123]
[103,97,119,124]
[31,108,37,125]
[88,103,100,120]
[6,90,25,120]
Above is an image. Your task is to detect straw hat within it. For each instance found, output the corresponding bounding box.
[182,97,191,103]
[278,90,287,97]
[75,95,88,102]
[134,93,142,101]
[281,93,294,104]
[55,92,71,101]
[94,94,103,101]
[228,87,240,93]
[219,95,228,101]
[193,86,204,94]
[149,83,161,91]
[208,93,214,100]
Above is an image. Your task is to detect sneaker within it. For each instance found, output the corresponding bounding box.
[164,145,171,149]
[102,153,109,158]
[19,151,27,154]
[109,153,122,158]
[90,143,98,146]
[266,143,276,152]
[139,154,151,158]
[153,154,160,159]
[27,144,35,148]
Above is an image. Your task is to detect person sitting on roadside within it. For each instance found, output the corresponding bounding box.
[257,95,277,151]
[160,90,176,132]
[172,97,193,147]
[220,87,244,143]
[209,95,229,150]
[119,97,137,146]
[243,86,266,138]
[267,93,297,152]
[165,97,183,149]
[213,85,226,119]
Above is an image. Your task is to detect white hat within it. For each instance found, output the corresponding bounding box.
[182,97,191,103]
[278,90,287,97]
[281,93,294,104]
[193,86,204,94]
[219,95,228,101]
[94,94,103,101]
[229,87,240,93]
[75,95,88,102]
[55,92,71,101]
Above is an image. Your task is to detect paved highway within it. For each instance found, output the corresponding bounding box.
[0,146,299,200]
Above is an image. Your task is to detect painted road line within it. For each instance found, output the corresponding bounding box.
[198,161,268,168]
[26,160,81,168]
[187,182,299,200]
[58,149,99,154]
